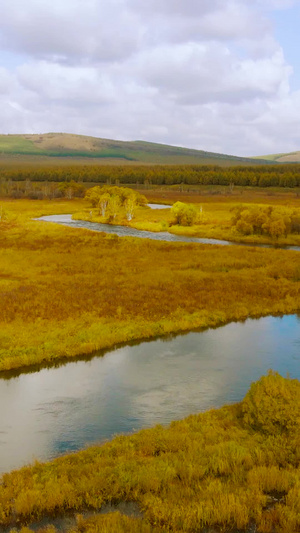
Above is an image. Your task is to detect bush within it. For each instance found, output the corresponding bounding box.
[242,371,300,435]
[170,201,198,226]
[231,205,300,239]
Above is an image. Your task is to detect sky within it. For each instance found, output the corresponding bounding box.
[0,0,300,157]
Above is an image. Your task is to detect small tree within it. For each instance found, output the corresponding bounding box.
[124,197,136,221]
[107,195,121,221]
[236,219,253,235]
[98,193,110,217]
[85,186,103,207]
[266,218,286,240]
[171,201,198,226]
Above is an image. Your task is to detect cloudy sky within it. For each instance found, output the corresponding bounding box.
[0,0,300,156]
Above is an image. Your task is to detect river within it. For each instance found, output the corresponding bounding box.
[37,213,300,250]
[0,314,299,473]
[1,211,299,474]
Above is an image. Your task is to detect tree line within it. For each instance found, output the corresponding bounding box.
[0,163,300,188]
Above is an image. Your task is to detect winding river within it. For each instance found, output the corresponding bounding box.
[37,213,300,251]
[0,212,299,474]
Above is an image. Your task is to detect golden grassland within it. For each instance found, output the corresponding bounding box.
[3,373,300,532]
[1,193,300,532]
[142,185,300,204]
[0,196,300,372]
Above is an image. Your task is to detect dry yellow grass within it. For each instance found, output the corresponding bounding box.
[0,198,299,372]
[276,152,300,163]
[2,373,300,533]
[26,132,109,152]
[1,195,300,532]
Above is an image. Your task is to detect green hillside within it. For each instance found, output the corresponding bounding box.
[0,133,272,166]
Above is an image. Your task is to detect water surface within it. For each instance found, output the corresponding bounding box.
[0,315,299,473]
[37,214,300,250]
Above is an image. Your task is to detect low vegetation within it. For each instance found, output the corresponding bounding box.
[2,373,300,532]
[1,181,300,531]
[0,196,300,372]
[0,132,269,164]
[231,205,300,239]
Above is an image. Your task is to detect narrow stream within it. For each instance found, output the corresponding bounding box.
[0,314,299,474]
[37,214,300,250]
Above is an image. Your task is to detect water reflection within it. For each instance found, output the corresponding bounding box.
[0,315,299,473]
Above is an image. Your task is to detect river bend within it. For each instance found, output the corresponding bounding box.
[0,314,299,473]
[37,214,300,250]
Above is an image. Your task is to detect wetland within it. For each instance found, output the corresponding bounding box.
[0,186,300,532]
[0,314,299,474]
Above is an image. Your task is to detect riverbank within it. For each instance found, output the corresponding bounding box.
[0,199,300,372]
[73,195,300,247]
[1,372,300,532]
[2,314,298,474]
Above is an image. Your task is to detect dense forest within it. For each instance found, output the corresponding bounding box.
[0,163,300,190]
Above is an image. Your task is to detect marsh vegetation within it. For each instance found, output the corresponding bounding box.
[0,195,300,372]
[1,373,300,532]
[1,169,300,532]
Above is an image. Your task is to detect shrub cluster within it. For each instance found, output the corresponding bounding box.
[231,205,300,239]
[242,371,300,435]
[170,201,199,226]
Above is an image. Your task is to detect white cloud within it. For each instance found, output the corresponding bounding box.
[0,66,14,94]
[0,0,141,63]
[132,42,290,106]
[0,0,299,155]
[17,62,117,105]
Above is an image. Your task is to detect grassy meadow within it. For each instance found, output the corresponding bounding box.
[1,188,300,532]
[0,133,268,165]
[2,373,300,532]
[0,192,300,372]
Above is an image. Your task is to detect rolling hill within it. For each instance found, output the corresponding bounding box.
[253,151,300,163]
[0,132,273,166]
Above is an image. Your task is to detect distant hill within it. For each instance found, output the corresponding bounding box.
[253,151,300,163]
[0,133,273,166]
